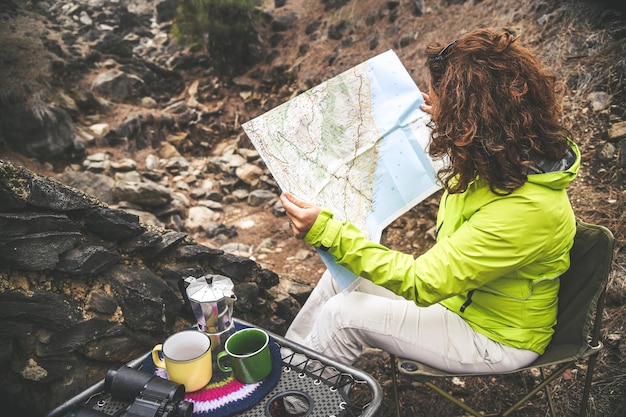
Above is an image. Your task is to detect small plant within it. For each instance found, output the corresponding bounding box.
[171,0,262,73]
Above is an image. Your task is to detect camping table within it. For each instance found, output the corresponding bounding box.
[45,318,383,417]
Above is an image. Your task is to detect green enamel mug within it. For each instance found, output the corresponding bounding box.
[217,327,271,384]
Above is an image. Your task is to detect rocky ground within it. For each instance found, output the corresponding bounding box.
[1,0,626,416]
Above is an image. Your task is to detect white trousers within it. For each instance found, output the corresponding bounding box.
[285,270,538,373]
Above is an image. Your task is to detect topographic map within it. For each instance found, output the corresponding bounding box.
[243,50,442,290]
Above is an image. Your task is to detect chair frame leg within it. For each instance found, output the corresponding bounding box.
[392,357,596,417]
[500,361,574,416]
[422,381,483,417]
[579,352,598,417]
[540,367,557,417]
[390,355,401,417]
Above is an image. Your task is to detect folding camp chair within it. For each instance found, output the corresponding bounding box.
[390,219,614,417]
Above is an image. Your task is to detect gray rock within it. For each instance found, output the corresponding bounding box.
[114,170,143,182]
[221,242,253,257]
[294,249,311,260]
[231,189,250,200]
[608,121,626,142]
[0,105,80,161]
[124,208,165,228]
[152,199,185,217]
[28,176,95,211]
[106,264,181,332]
[257,268,280,290]
[233,282,260,312]
[236,163,263,186]
[186,205,221,232]
[0,211,78,238]
[37,318,118,357]
[79,11,92,25]
[86,290,119,315]
[118,229,164,253]
[165,156,190,173]
[210,252,257,280]
[587,91,612,112]
[173,244,223,261]
[272,12,298,32]
[189,187,207,199]
[597,142,616,162]
[112,179,173,207]
[56,244,122,275]
[248,189,278,207]
[141,96,158,108]
[145,154,160,171]
[0,230,81,270]
[412,0,425,15]
[89,123,110,137]
[273,199,286,216]
[91,70,146,101]
[0,291,81,332]
[111,158,138,171]
[83,206,144,240]
[81,324,153,362]
[145,231,188,259]
[58,170,116,204]
[197,199,223,210]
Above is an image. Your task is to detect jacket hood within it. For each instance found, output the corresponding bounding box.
[526,140,580,191]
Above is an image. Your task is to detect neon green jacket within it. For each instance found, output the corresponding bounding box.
[304,142,580,354]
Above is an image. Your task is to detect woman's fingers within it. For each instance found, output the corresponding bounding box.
[280,193,321,239]
[279,192,298,216]
[421,92,433,114]
[282,191,310,209]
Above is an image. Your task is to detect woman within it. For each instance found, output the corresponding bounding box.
[280,28,580,373]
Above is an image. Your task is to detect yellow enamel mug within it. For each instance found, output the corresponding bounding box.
[151,330,212,392]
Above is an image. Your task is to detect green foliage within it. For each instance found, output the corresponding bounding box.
[172,0,262,72]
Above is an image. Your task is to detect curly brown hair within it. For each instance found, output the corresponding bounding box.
[426,28,572,194]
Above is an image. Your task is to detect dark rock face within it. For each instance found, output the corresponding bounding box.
[0,159,286,416]
[0,104,84,162]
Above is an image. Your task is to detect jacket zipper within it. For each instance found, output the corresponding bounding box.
[435,193,450,238]
[460,290,475,313]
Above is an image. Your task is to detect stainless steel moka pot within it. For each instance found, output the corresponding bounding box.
[184,274,236,352]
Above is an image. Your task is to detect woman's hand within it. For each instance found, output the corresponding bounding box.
[421,92,433,114]
[280,192,322,239]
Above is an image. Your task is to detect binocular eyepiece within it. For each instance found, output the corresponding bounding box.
[105,364,185,402]
[66,365,193,417]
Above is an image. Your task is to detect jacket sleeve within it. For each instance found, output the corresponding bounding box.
[304,202,554,306]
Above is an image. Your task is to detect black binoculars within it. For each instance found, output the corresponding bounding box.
[65,365,193,417]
